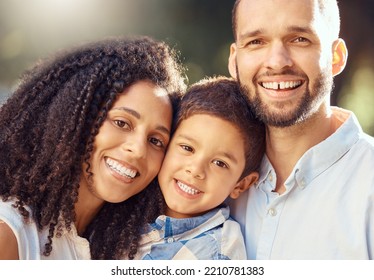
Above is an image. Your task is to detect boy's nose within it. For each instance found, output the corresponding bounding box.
[185,160,205,180]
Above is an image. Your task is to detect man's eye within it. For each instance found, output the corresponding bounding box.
[240,39,265,49]
[293,37,310,43]
[248,39,263,45]
[212,159,228,168]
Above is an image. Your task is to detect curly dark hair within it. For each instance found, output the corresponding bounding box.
[176,76,265,180]
[0,36,186,259]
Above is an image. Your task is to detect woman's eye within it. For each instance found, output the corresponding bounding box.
[149,137,165,148]
[181,145,194,153]
[212,159,228,169]
[114,120,130,129]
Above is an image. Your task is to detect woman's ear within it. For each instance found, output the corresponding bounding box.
[332,38,348,76]
[229,172,259,199]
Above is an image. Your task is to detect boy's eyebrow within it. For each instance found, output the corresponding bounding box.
[177,133,197,143]
[112,106,170,135]
[220,151,239,164]
[177,134,239,164]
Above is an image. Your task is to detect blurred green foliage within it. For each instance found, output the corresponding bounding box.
[0,0,373,135]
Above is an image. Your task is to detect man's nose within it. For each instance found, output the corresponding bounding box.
[264,41,293,70]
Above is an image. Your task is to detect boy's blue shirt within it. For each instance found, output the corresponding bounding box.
[135,205,246,260]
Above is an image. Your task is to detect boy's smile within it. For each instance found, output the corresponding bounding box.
[176,180,202,196]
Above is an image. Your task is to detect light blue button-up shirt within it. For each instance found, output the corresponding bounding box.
[229,107,374,259]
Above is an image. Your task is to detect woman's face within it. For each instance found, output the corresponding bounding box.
[80,80,173,206]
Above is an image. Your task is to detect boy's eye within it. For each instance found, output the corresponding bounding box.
[180,144,194,153]
[212,159,228,169]
[149,137,165,148]
[114,120,130,129]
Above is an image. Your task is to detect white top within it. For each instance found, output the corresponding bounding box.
[0,199,91,259]
[228,107,374,259]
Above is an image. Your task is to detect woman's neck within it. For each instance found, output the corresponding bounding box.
[74,180,105,235]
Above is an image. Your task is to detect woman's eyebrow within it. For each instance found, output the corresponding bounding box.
[112,107,140,119]
[112,107,170,135]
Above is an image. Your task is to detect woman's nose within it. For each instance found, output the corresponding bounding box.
[121,133,147,159]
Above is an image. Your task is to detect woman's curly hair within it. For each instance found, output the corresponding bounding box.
[0,36,186,259]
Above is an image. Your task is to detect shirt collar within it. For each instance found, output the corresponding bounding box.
[256,107,361,190]
[149,205,229,238]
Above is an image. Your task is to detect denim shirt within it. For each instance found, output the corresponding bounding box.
[135,205,246,260]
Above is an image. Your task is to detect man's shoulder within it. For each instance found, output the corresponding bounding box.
[359,132,374,146]
[354,131,374,155]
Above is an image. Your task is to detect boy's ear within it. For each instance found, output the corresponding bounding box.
[229,172,259,199]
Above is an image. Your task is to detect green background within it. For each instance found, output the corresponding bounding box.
[0,0,373,135]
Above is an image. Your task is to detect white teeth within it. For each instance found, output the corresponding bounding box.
[106,158,137,179]
[177,181,200,195]
[262,81,301,90]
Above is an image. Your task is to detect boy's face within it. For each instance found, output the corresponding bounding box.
[158,114,247,218]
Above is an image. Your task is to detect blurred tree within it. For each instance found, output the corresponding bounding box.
[0,0,373,134]
[336,0,374,135]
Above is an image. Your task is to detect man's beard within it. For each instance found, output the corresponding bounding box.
[237,67,333,128]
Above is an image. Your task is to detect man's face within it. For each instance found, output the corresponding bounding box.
[229,0,335,127]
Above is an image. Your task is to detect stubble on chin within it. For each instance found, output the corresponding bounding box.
[236,70,333,128]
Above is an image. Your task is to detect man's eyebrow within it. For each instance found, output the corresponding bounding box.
[238,29,263,42]
[287,25,315,34]
[111,107,170,135]
[238,26,314,42]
